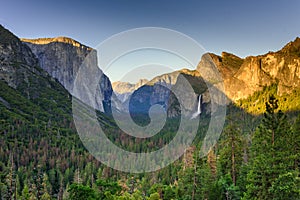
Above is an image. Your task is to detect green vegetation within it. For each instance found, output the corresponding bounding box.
[0,23,299,199]
[243,95,300,199]
[1,81,300,199]
[237,83,300,115]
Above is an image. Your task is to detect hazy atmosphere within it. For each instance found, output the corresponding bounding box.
[0,1,300,200]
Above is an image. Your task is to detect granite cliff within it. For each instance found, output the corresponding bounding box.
[122,37,300,117]
[207,37,300,101]
[112,79,148,102]
[0,25,41,90]
[0,25,58,97]
[22,37,113,112]
[125,69,208,117]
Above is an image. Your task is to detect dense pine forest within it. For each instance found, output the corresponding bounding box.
[1,82,300,199]
[0,24,300,199]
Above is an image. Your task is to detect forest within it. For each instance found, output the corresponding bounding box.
[1,76,300,199]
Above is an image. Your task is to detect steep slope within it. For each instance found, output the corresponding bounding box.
[0,25,75,130]
[21,37,112,112]
[206,37,300,101]
[127,69,208,117]
[128,37,300,117]
[112,79,148,94]
[112,79,148,102]
[0,25,120,197]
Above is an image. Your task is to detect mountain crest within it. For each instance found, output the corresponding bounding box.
[21,37,92,50]
[280,37,300,56]
[21,35,113,112]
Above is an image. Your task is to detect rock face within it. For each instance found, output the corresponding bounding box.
[0,25,50,92]
[22,37,113,112]
[112,79,148,102]
[126,37,300,117]
[203,37,300,101]
[21,37,93,92]
[0,24,75,118]
[126,69,207,117]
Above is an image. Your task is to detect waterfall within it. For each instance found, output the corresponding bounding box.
[191,94,202,119]
[197,94,202,114]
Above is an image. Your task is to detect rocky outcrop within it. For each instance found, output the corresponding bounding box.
[112,79,148,94]
[22,37,113,112]
[0,25,47,91]
[112,79,148,102]
[205,37,300,101]
[127,37,300,117]
[127,69,207,117]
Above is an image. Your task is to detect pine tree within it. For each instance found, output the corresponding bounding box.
[73,168,82,184]
[41,173,52,199]
[218,124,244,186]
[34,165,44,199]
[68,183,96,200]
[195,157,214,200]
[29,182,37,200]
[15,174,21,199]
[207,148,217,178]
[21,184,30,200]
[291,115,300,170]
[269,171,300,200]
[177,165,195,199]
[40,192,51,200]
[0,182,9,200]
[96,178,122,199]
[6,153,16,200]
[148,192,161,200]
[244,95,292,199]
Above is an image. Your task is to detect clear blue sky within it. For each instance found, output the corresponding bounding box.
[1,0,300,82]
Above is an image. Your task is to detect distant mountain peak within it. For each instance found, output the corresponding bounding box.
[112,79,149,94]
[21,37,92,50]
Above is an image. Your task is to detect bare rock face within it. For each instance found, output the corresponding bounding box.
[22,37,113,112]
[112,79,148,102]
[21,37,93,92]
[0,24,77,115]
[128,37,300,117]
[198,37,300,101]
[0,25,44,90]
[127,69,206,117]
[112,79,148,94]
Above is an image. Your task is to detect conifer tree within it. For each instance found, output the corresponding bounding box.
[244,95,292,199]
[291,115,300,170]
[218,124,244,186]
[40,173,51,200]
[21,184,30,200]
[73,168,82,184]
[6,153,16,200]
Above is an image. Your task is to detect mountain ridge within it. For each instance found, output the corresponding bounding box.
[123,37,300,116]
[21,36,92,50]
[22,35,113,112]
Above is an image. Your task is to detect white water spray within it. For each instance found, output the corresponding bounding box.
[191,94,201,119]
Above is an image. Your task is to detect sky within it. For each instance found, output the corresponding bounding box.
[1,0,300,82]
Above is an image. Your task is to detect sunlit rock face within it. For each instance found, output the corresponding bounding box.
[126,37,300,117]
[22,37,113,112]
[201,37,300,101]
[112,79,148,103]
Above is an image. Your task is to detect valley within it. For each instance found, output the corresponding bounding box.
[0,24,299,199]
